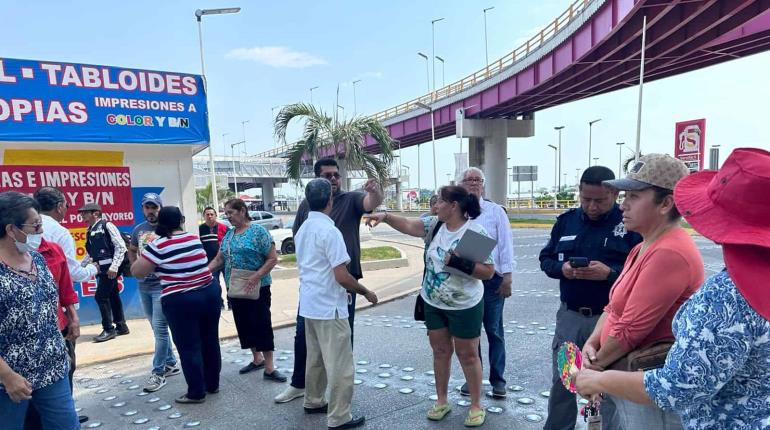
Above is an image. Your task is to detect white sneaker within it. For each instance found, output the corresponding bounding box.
[163,364,181,377]
[274,386,304,403]
[143,374,167,393]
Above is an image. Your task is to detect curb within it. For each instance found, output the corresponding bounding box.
[271,247,409,280]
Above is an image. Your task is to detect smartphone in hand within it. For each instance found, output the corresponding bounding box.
[568,257,589,268]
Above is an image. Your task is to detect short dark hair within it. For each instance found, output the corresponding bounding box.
[33,187,65,212]
[0,191,40,239]
[306,178,332,211]
[651,186,682,221]
[155,206,185,238]
[438,186,481,219]
[224,199,252,220]
[429,195,439,207]
[313,158,339,177]
[203,206,216,215]
[580,166,615,186]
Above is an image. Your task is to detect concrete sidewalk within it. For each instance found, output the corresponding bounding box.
[76,240,425,366]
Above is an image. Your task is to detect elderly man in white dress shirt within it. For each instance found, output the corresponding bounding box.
[294,178,378,429]
[458,167,516,398]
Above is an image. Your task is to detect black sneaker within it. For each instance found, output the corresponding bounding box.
[489,385,507,399]
[330,415,365,429]
[304,404,328,414]
[93,330,116,343]
[459,382,470,397]
[115,323,130,336]
[78,415,89,424]
[264,369,288,382]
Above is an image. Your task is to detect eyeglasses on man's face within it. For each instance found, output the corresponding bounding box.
[321,173,341,180]
[462,177,484,184]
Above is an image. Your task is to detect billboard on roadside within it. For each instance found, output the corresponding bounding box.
[674,119,706,173]
[0,57,209,144]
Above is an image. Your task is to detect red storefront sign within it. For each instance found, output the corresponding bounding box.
[0,165,134,227]
[674,119,706,173]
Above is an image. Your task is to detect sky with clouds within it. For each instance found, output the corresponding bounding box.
[4,0,770,197]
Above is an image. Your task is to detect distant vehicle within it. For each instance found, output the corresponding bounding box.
[218,211,284,230]
[270,218,372,255]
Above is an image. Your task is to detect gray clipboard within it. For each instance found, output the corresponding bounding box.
[443,228,497,276]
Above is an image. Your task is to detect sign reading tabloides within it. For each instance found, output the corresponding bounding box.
[0,58,209,144]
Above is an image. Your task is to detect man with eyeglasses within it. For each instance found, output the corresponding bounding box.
[539,166,641,430]
[275,158,383,405]
[457,167,515,399]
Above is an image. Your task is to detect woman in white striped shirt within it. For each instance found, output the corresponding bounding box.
[131,206,221,404]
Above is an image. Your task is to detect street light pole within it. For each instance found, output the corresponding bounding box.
[309,86,318,105]
[231,140,243,194]
[435,56,445,87]
[417,53,430,93]
[431,17,444,99]
[635,15,647,163]
[483,7,495,67]
[195,7,241,211]
[588,118,601,167]
[616,142,625,177]
[547,144,558,208]
[352,79,362,115]
[593,157,599,166]
[416,102,437,193]
[554,126,565,192]
[240,120,249,155]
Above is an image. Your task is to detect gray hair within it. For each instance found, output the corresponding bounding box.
[305,178,333,211]
[460,167,486,184]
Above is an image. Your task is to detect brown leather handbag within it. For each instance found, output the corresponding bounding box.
[608,340,675,371]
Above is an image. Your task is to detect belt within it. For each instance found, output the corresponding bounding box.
[565,303,602,317]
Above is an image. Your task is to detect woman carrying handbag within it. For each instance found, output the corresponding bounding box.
[208,199,286,383]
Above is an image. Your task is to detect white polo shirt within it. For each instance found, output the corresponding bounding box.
[295,211,351,320]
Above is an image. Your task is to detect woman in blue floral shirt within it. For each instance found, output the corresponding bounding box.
[576,148,770,429]
[0,192,78,430]
[208,199,286,383]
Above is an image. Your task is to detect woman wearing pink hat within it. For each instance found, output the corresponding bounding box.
[576,148,770,429]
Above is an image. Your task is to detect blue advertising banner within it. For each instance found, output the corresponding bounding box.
[0,57,209,144]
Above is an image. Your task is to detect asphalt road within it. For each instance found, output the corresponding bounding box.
[71,228,724,430]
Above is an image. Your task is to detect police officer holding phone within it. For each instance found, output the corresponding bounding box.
[539,166,642,430]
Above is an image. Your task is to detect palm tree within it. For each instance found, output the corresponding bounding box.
[273,103,395,184]
[622,151,643,175]
[196,183,235,213]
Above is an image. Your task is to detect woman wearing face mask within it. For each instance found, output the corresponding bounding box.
[0,191,79,430]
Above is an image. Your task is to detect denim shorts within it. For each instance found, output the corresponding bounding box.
[424,299,484,339]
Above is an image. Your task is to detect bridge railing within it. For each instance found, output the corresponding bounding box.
[372,0,592,122]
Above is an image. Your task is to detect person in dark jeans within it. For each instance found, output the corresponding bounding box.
[274,158,383,404]
[79,203,128,342]
[198,206,228,307]
[131,206,221,403]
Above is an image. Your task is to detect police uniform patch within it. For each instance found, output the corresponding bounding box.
[613,222,627,238]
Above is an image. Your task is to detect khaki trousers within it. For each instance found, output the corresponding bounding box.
[304,316,354,428]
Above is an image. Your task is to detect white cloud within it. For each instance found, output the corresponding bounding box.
[225,46,327,68]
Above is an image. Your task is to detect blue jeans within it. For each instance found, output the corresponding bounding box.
[139,285,177,375]
[1,377,78,430]
[482,274,506,388]
[162,282,222,400]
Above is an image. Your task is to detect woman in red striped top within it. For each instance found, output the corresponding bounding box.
[131,206,221,404]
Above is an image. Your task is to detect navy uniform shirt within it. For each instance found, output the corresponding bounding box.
[538,205,642,313]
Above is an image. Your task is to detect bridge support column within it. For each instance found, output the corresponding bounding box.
[261,181,275,211]
[458,114,534,206]
[395,181,403,212]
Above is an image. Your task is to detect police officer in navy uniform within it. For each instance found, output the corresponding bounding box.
[79,203,129,343]
[540,166,642,430]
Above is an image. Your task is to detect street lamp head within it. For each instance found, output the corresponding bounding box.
[432,17,445,24]
[589,118,602,126]
[547,144,557,150]
[484,6,495,13]
[418,52,428,60]
[310,86,319,91]
[435,55,445,63]
[414,101,431,111]
[554,126,565,131]
[616,142,625,146]
[353,79,362,85]
[196,7,241,18]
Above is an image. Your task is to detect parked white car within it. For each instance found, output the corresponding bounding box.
[270,218,372,255]
[219,211,284,230]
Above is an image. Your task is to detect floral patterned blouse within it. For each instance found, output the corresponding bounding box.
[220,223,274,288]
[644,270,770,429]
[0,252,68,391]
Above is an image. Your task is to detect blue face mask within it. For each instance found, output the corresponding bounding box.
[13,229,42,253]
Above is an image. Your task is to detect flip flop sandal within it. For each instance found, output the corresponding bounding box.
[426,403,452,421]
[464,409,486,427]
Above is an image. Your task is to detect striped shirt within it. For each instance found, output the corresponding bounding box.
[142,232,213,298]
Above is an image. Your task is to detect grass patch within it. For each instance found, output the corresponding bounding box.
[278,246,401,267]
[509,218,556,225]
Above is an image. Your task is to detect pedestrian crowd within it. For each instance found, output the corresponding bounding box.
[0,149,768,430]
